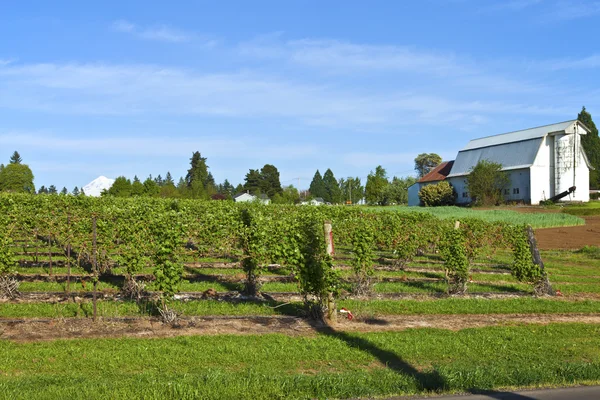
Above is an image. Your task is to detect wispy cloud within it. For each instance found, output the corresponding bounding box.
[536,54,600,70]
[240,37,467,76]
[111,19,216,45]
[0,131,319,161]
[0,61,574,131]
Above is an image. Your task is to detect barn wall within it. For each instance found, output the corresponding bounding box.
[554,133,590,202]
[407,183,421,206]
[530,135,553,204]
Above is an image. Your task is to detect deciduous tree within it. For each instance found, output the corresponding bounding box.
[466,160,509,206]
[365,165,388,205]
[414,153,442,178]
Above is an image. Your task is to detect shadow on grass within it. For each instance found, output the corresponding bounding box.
[313,324,448,392]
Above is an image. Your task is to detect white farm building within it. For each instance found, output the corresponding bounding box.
[408,120,593,206]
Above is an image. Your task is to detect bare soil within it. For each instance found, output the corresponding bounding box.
[1,313,599,343]
[535,216,600,250]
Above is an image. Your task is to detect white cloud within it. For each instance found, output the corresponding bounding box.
[0,131,319,161]
[0,61,574,131]
[110,19,215,45]
[538,55,600,70]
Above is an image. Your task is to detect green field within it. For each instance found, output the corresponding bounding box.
[366,205,585,228]
[0,324,598,399]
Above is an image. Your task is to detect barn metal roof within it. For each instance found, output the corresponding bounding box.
[462,120,576,151]
[418,161,454,183]
[448,138,543,177]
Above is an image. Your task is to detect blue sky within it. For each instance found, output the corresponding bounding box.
[1,0,599,190]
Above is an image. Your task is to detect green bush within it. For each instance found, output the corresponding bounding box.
[418,181,456,207]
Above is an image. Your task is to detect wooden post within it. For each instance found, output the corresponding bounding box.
[526,225,554,296]
[92,215,98,322]
[48,234,53,276]
[324,221,337,324]
[454,220,460,230]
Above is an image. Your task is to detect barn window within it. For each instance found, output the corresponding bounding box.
[462,192,469,198]
[504,189,510,195]
[513,188,520,194]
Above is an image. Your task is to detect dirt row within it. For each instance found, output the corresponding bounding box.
[534,216,600,250]
[2,313,599,342]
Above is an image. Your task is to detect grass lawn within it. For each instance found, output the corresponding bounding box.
[2,297,599,319]
[364,205,585,228]
[0,324,598,399]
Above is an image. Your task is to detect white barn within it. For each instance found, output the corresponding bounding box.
[409,120,592,206]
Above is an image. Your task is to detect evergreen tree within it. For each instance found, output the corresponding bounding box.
[218,179,235,199]
[176,177,187,196]
[9,151,22,164]
[259,164,283,198]
[234,183,244,196]
[578,106,600,189]
[38,186,48,194]
[131,176,144,196]
[309,170,326,199]
[322,169,342,203]
[72,186,80,196]
[48,185,57,194]
[185,151,213,198]
[60,187,68,195]
[154,174,164,187]
[243,169,262,195]
[143,176,160,197]
[165,172,174,185]
[365,166,389,205]
[107,176,132,197]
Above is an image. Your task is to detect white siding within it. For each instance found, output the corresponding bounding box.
[449,169,530,204]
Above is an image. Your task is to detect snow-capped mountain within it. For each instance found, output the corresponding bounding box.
[82,176,115,197]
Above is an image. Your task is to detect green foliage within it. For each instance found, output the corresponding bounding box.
[296,217,340,310]
[418,181,456,206]
[322,168,342,204]
[271,185,300,204]
[9,151,22,164]
[150,212,184,301]
[348,215,375,293]
[382,176,417,205]
[309,170,326,199]
[578,106,600,189]
[185,151,214,199]
[0,163,35,193]
[414,153,442,178]
[106,176,132,197]
[466,160,509,205]
[338,176,364,204]
[440,227,469,294]
[0,229,16,275]
[507,225,542,283]
[259,164,283,198]
[365,165,388,205]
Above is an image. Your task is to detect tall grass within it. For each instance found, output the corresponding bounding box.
[366,206,584,228]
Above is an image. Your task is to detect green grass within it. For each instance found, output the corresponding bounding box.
[562,201,600,216]
[0,324,598,399]
[365,205,585,228]
[2,297,599,319]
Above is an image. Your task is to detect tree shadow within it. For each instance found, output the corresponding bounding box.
[312,324,448,393]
